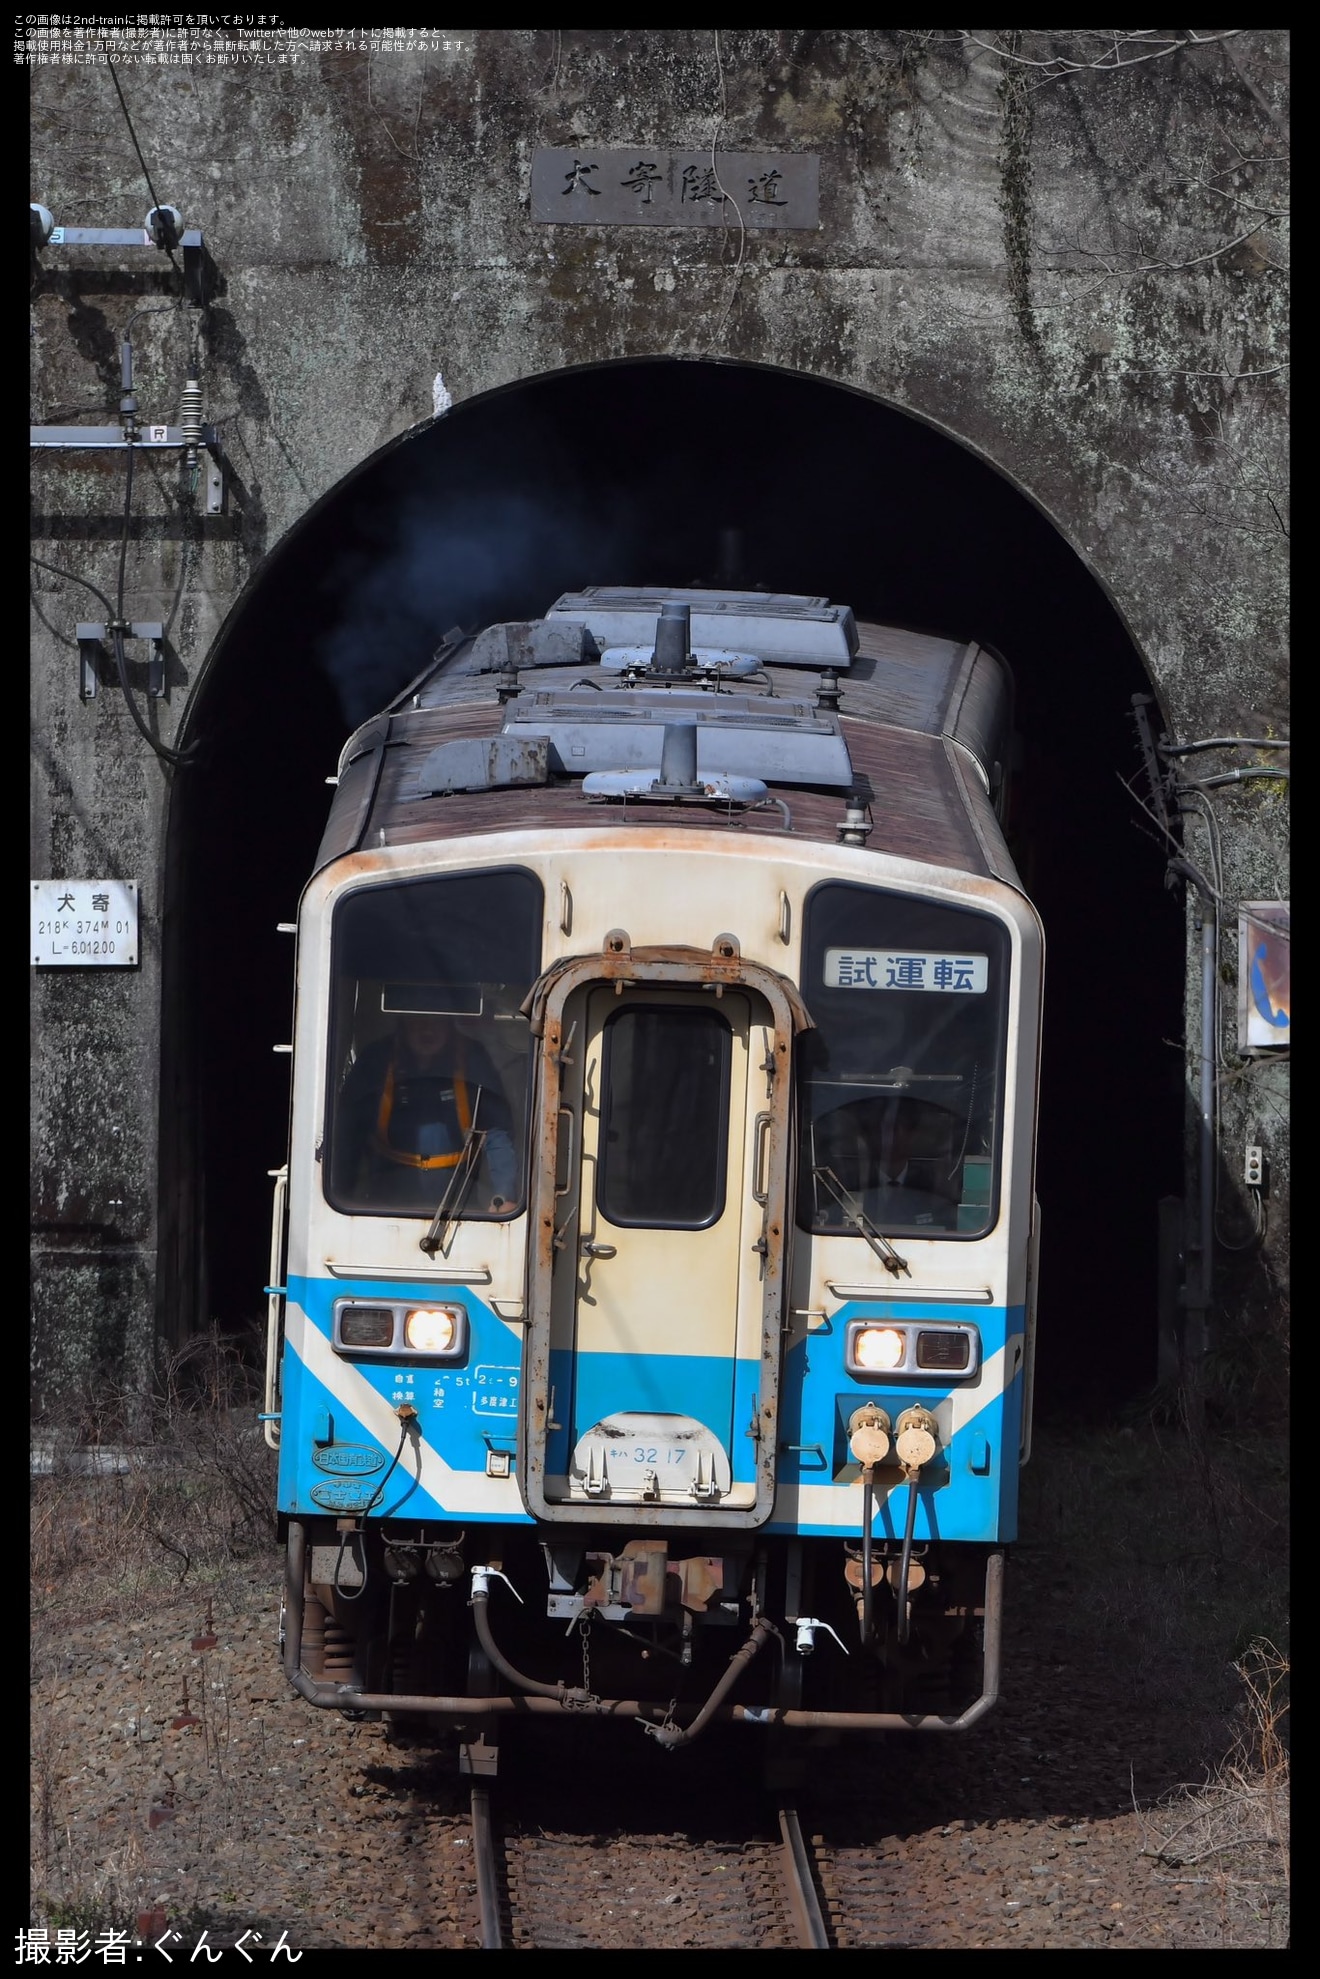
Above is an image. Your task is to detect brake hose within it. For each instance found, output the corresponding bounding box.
[861,1468,876,1647]
[895,1468,921,1647]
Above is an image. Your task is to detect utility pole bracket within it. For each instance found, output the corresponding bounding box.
[76,622,165,703]
[36,223,211,305]
[32,427,230,516]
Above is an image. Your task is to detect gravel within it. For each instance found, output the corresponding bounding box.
[30,1527,1288,1953]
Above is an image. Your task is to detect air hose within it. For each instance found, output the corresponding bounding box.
[895,1468,921,1646]
[892,1407,939,1647]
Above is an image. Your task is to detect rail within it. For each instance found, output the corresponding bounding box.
[470,1782,504,1950]
[778,1805,833,1949]
[463,1783,832,1950]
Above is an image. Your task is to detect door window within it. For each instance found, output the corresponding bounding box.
[597,1005,732,1229]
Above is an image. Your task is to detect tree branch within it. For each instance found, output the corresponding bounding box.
[958,29,1248,88]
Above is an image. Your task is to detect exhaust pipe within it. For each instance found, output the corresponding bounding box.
[652,600,691,675]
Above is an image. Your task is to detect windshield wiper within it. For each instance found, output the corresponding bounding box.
[812,1165,911,1278]
[420,1098,487,1258]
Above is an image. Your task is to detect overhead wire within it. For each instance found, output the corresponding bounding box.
[30,554,115,622]
[1127,700,1284,1254]
[106,57,186,290]
[113,439,198,768]
[701,28,748,356]
[30,512,199,771]
[1118,769,1222,904]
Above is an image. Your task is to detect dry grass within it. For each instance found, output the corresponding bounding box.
[1021,1416,1289,1725]
[1135,1639,1290,1948]
[30,1334,282,1940]
[31,1331,278,1628]
[1022,1413,1289,1949]
[31,1700,148,1937]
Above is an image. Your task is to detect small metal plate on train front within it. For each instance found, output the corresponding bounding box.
[570,1412,732,1503]
[311,1443,386,1474]
[309,1480,378,1511]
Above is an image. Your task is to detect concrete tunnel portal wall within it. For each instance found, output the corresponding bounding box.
[31,31,1287,1426]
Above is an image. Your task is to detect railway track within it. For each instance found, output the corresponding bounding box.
[467,1785,835,1949]
[777,1804,833,1950]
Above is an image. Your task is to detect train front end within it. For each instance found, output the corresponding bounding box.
[268,591,1043,1755]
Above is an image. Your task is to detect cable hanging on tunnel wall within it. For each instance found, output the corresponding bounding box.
[31,314,206,772]
[29,62,229,763]
[29,53,234,765]
[1121,699,1283,1318]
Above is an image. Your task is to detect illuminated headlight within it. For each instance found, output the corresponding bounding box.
[333,1299,468,1360]
[853,1325,907,1371]
[405,1306,461,1353]
[845,1318,981,1380]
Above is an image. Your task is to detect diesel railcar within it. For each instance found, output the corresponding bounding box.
[266,587,1043,1766]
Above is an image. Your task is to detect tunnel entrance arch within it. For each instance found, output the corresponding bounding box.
[160,357,1183,1415]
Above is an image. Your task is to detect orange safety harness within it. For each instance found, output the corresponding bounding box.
[371,1049,474,1170]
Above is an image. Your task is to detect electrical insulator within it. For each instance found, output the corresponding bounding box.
[837,794,873,846]
[145,204,184,250]
[180,379,204,469]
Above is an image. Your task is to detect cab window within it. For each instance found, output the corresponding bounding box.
[798,883,1010,1238]
[325,869,542,1218]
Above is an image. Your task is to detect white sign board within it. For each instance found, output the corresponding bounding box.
[32,880,138,967]
[823,949,988,992]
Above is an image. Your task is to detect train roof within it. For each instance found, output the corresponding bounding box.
[314,590,1023,889]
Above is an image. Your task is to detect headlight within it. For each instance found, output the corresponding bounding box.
[853,1325,907,1370]
[337,1305,394,1349]
[845,1318,981,1380]
[916,1328,971,1371]
[333,1299,468,1359]
[404,1306,460,1353]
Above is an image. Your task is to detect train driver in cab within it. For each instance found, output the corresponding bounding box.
[336,1002,518,1216]
[864,1097,936,1225]
[809,1091,960,1233]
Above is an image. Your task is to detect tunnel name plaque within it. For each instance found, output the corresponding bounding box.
[531,149,819,228]
[32,879,139,968]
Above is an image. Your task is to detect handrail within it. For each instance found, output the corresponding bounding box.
[263,1165,289,1451]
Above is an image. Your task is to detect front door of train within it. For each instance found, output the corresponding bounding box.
[522,943,801,1529]
[546,983,767,1513]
